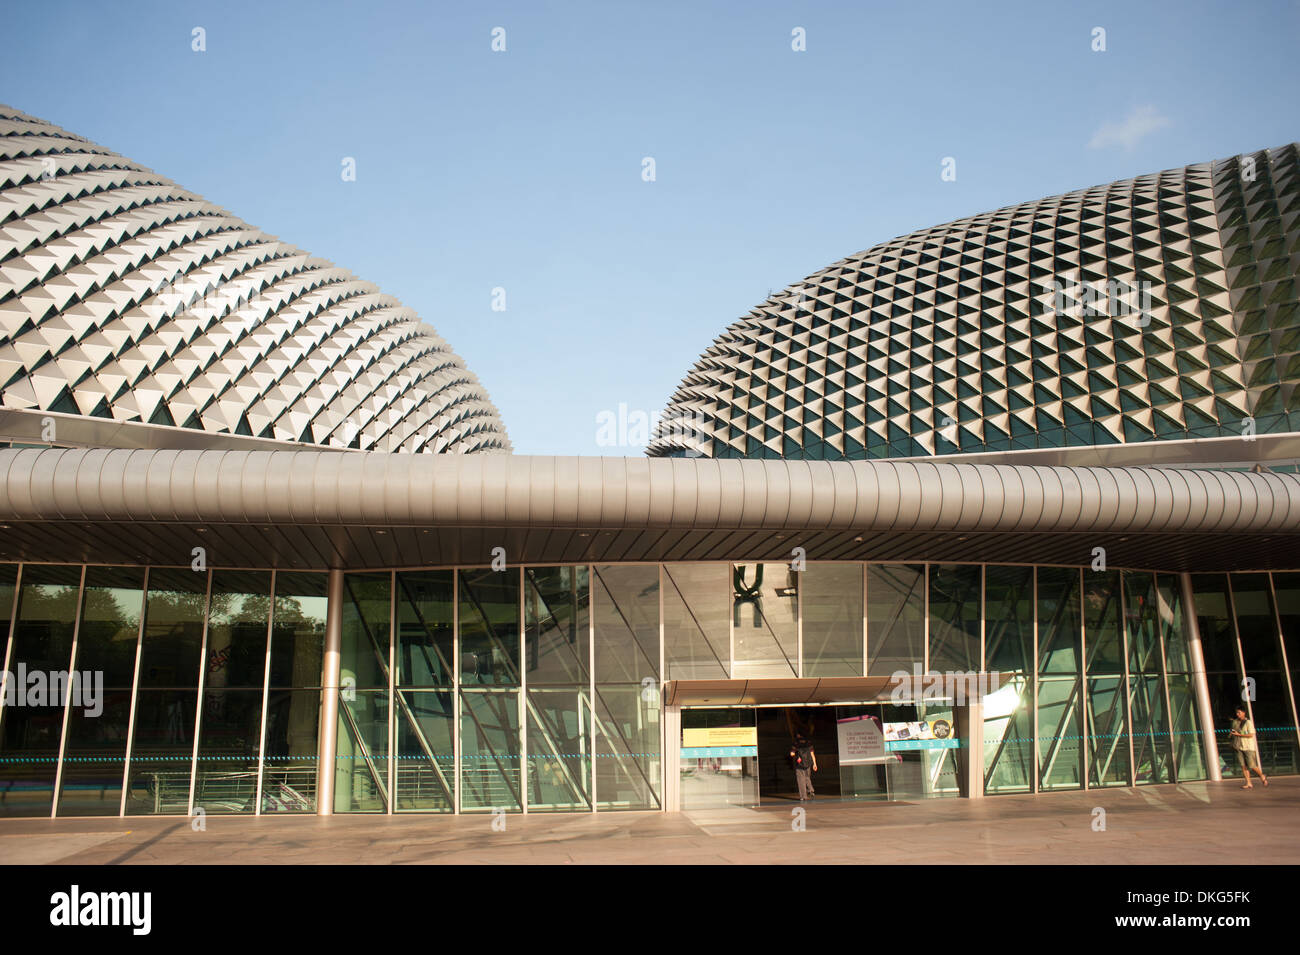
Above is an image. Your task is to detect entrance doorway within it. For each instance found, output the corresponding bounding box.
[677,701,963,809]
[755,707,840,801]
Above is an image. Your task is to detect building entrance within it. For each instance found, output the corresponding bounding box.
[677,701,964,810]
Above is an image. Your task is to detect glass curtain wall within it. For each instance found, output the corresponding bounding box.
[1158,573,1206,781]
[459,567,522,812]
[1123,572,1173,785]
[56,567,143,816]
[982,566,1034,793]
[731,562,798,678]
[194,570,270,814]
[592,565,661,810]
[803,563,864,676]
[266,573,326,812]
[0,565,82,816]
[1037,567,1083,790]
[124,568,205,815]
[1191,573,1252,779]
[1084,569,1129,787]
[525,565,592,812]
[1228,574,1299,775]
[394,570,456,812]
[1274,574,1300,767]
[1,561,1292,815]
[336,572,391,812]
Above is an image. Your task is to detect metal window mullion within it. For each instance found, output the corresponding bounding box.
[1080,566,1089,791]
[1031,566,1039,795]
[186,567,209,816]
[796,561,804,678]
[520,565,527,815]
[254,569,277,816]
[50,564,87,817]
[452,569,460,814]
[1119,573,1135,787]
[923,564,930,675]
[387,570,395,814]
[119,567,150,816]
[0,563,25,745]
[862,562,868,677]
[1155,575,1178,782]
[979,564,986,673]
[1266,573,1300,758]
[590,565,597,812]
[1224,575,1253,728]
[659,563,666,811]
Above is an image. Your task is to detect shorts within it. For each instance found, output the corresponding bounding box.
[1237,749,1260,771]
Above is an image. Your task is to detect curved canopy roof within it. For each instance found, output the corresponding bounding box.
[0,448,1296,572]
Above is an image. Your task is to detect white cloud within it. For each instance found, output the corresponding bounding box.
[1087,105,1172,150]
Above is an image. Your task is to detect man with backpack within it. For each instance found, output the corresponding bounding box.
[790,733,818,801]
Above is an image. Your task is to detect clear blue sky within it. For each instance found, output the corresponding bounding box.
[3,0,1297,454]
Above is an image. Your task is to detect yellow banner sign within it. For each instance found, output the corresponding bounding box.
[682,726,758,748]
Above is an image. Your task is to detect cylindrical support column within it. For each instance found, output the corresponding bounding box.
[960,696,984,799]
[663,703,681,812]
[316,568,345,815]
[1181,572,1222,783]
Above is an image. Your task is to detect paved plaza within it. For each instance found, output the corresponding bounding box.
[2,778,1297,865]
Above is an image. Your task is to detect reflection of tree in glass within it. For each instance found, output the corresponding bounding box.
[145,589,231,625]
[19,585,86,621]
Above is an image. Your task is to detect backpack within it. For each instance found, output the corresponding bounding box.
[792,742,813,769]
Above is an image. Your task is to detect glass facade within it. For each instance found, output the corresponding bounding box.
[0,560,1295,815]
[1191,572,1300,778]
[0,566,326,818]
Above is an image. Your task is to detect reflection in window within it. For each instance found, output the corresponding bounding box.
[525,566,589,686]
[1037,677,1082,790]
[56,567,143,816]
[394,571,455,812]
[460,688,521,811]
[526,687,591,811]
[804,563,864,677]
[459,569,520,686]
[396,570,454,686]
[335,689,390,813]
[929,564,980,673]
[342,573,390,690]
[1038,567,1081,674]
[124,569,206,815]
[594,685,660,810]
[593,565,658,684]
[663,564,728,680]
[731,563,798,678]
[271,572,327,688]
[396,689,455,811]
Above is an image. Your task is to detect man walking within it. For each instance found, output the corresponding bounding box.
[790,733,817,801]
[1230,706,1269,789]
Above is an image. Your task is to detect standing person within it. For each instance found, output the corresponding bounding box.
[1230,706,1269,789]
[789,733,818,802]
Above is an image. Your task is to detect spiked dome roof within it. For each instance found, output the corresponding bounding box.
[650,144,1300,460]
[0,105,510,453]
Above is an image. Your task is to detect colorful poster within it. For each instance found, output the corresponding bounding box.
[883,719,959,750]
[836,714,891,765]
